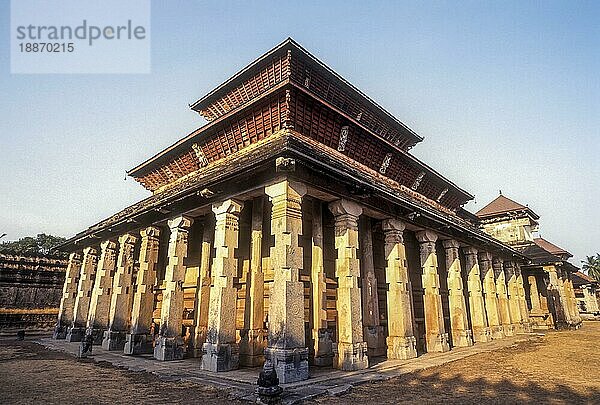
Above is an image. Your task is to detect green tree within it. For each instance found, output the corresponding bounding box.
[582,254,600,281]
[0,233,67,258]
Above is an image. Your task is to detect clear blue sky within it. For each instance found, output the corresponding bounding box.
[0,1,598,266]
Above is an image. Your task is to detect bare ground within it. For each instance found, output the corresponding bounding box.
[0,323,599,404]
[312,322,600,404]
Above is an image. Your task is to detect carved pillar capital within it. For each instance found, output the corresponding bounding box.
[140,226,160,240]
[328,199,363,218]
[167,215,193,231]
[212,199,243,216]
[442,239,460,250]
[118,232,138,247]
[382,218,405,244]
[416,229,438,244]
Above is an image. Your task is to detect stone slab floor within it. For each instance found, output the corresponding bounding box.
[0,323,598,404]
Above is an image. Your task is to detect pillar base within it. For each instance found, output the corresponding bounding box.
[512,323,525,334]
[85,327,107,345]
[102,330,127,351]
[334,341,369,371]
[264,346,309,383]
[154,336,185,361]
[66,326,85,342]
[502,324,515,336]
[386,335,417,360]
[201,342,239,372]
[451,329,474,348]
[364,325,386,357]
[123,333,154,355]
[490,325,505,339]
[472,326,492,343]
[312,328,334,367]
[53,323,68,339]
[521,322,533,333]
[425,333,450,353]
[239,329,266,367]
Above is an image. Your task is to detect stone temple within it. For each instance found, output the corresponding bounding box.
[53,38,582,383]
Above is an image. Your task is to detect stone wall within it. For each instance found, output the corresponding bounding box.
[0,254,67,331]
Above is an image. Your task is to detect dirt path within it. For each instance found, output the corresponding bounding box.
[0,338,240,404]
[1,323,599,404]
[311,322,600,404]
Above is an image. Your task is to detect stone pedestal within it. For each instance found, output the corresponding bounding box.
[201,200,242,372]
[329,199,369,370]
[443,240,473,348]
[103,233,138,351]
[264,347,309,383]
[54,252,82,339]
[382,219,417,360]
[86,240,118,345]
[264,180,310,383]
[240,329,267,367]
[124,333,154,355]
[479,252,504,340]
[154,216,192,361]
[155,336,186,361]
[463,247,491,343]
[416,230,450,353]
[127,226,160,355]
[68,247,98,342]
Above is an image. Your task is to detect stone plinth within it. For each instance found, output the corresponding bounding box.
[416,230,450,353]
[329,199,369,370]
[463,247,491,343]
[443,240,473,347]
[264,180,310,382]
[67,247,98,342]
[382,219,417,359]
[201,200,242,372]
[125,226,160,355]
[154,216,192,361]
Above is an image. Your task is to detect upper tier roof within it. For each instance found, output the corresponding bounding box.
[534,237,572,258]
[190,38,424,148]
[476,194,540,220]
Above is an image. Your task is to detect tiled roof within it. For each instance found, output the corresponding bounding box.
[534,237,572,258]
[572,271,597,286]
[475,195,539,220]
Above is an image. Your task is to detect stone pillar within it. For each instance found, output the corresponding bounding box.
[192,216,213,358]
[463,247,491,343]
[416,230,450,353]
[528,275,542,311]
[360,216,385,357]
[516,266,532,332]
[240,197,266,367]
[125,226,160,355]
[85,240,117,344]
[382,219,417,359]
[311,200,333,366]
[201,200,243,372]
[154,215,193,361]
[479,251,504,339]
[66,247,98,342]
[329,199,369,370]
[583,285,600,313]
[264,180,309,382]
[53,252,82,339]
[504,261,524,333]
[545,265,569,328]
[493,257,514,337]
[103,233,138,350]
[442,240,473,347]
[564,275,582,325]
